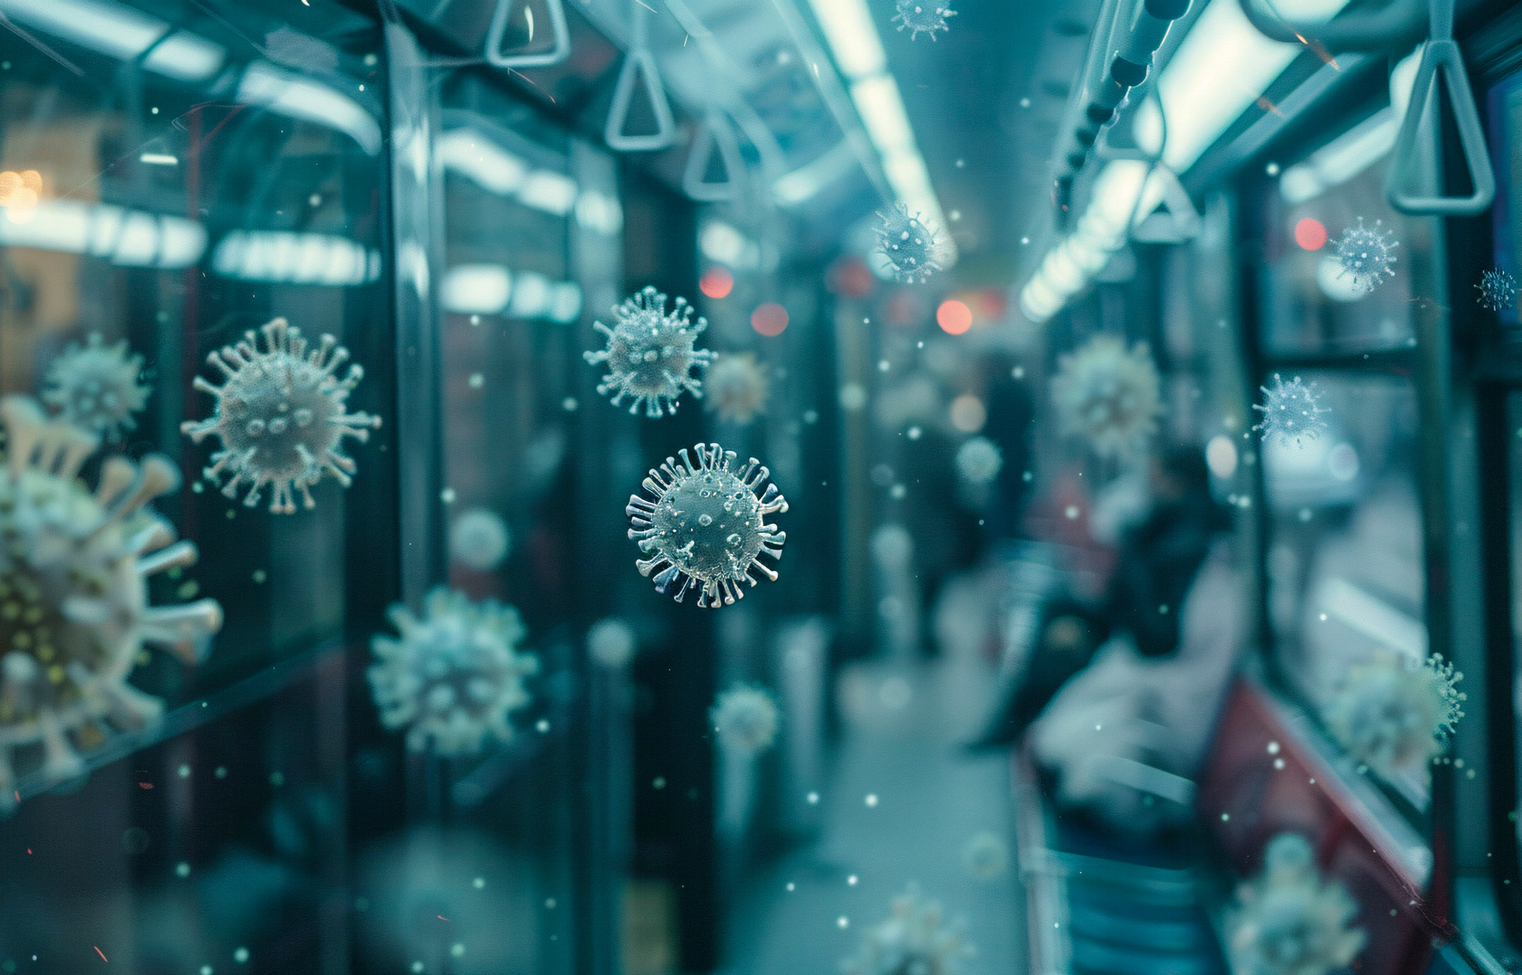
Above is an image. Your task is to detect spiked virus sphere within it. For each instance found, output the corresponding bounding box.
[181,318,381,514]
[893,0,957,39]
[874,204,943,284]
[368,587,539,756]
[1477,267,1519,312]
[1050,335,1163,457]
[1324,652,1465,781]
[42,333,150,441]
[704,353,770,426]
[449,508,511,571]
[584,286,716,418]
[843,888,973,975]
[711,685,779,757]
[1331,218,1398,295]
[1227,833,1365,975]
[1253,374,1330,446]
[0,396,223,807]
[625,443,787,607]
[955,437,1003,485]
[587,617,637,668]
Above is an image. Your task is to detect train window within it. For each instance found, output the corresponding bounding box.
[1489,68,1522,332]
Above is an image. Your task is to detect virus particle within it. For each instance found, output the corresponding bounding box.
[892,0,957,40]
[1331,218,1398,295]
[1227,833,1365,975]
[625,443,788,608]
[711,685,779,757]
[874,204,943,284]
[449,508,511,571]
[1477,267,1519,312]
[181,318,381,514]
[704,353,770,426]
[584,286,716,418]
[1253,374,1330,446]
[367,586,539,756]
[1323,652,1465,781]
[955,437,1003,486]
[962,831,1009,879]
[1050,335,1163,457]
[42,333,150,441]
[587,617,637,668]
[0,396,223,807]
[842,888,973,975]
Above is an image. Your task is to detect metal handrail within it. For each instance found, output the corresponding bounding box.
[1233,0,1425,53]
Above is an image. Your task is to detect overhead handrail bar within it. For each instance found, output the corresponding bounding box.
[682,112,744,201]
[485,0,572,69]
[1234,0,1425,54]
[604,0,676,152]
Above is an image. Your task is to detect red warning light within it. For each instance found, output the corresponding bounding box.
[937,299,972,335]
[751,302,789,337]
[1294,217,1327,251]
[700,266,734,299]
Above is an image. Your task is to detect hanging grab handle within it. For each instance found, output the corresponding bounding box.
[1386,0,1494,216]
[682,113,744,201]
[605,0,677,152]
[486,0,572,69]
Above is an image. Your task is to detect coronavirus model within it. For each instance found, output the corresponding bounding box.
[842,888,972,975]
[449,508,511,571]
[1253,374,1330,446]
[0,396,224,807]
[181,317,381,514]
[42,333,150,442]
[954,437,1003,485]
[704,353,770,426]
[1227,833,1365,975]
[584,286,716,418]
[874,204,943,284]
[367,586,539,756]
[1323,652,1465,781]
[711,685,779,757]
[1477,267,1519,312]
[962,831,1009,879]
[625,443,788,608]
[1050,335,1163,457]
[892,0,957,39]
[1331,218,1398,295]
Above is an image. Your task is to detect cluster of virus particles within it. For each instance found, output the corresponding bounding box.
[1050,335,1163,457]
[1253,374,1330,446]
[710,685,780,757]
[1323,652,1465,782]
[843,888,973,975]
[368,587,539,756]
[1332,218,1398,295]
[874,204,944,284]
[42,333,150,441]
[1477,267,1519,312]
[181,317,381,514]
[625,443,788,607]
[0,396,223,804]
[584,286,716,418]
[1227,833,1365,975]
[892,0,957,39]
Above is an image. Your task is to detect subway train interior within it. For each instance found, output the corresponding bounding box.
[7,0,1522,972]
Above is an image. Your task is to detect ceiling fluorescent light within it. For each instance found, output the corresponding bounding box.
[773,142,859,206]
[850,76,914,154]
[0,199,204,267]
[0,0,225,81]
[237,62,381,155]
[804,0,885,79]
[439,129,529,195]
[518,170,579,216]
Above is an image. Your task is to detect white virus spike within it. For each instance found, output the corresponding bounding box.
[710,685,779,757]
[1477,267,1519,312]
[1253,374,1330,446]
[1331,217,1398,295]
[584,286,716,418]
[0,396,223,812]
[42,333,150,441]
[181,318,381,514]
[954,437,1002,486]
[625,443,788,608]
[703,353,770,426]
[892,0,957,40]
[1050,335,1163,457]
[1323,651,1465,782]
[874,203,943,284]
[961,831,1009,879]
[842,887,973,975]
[1227,833,1365,975]
[367,586,539,756]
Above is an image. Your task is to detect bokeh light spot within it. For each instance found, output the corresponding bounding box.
[950,394,986,432]
[700,266,734,299]
[751,302,788,336]
[937,299,972,335]
[1294,217,1327,251]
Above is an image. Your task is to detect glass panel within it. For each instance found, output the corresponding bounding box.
[1488,68,1522,331]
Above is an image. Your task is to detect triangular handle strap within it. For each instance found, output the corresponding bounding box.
[682,114,744,201]
[1132,166,1201,243]
[1386,38,1495,215]
[605,49,677,152]
[485,0,572,69]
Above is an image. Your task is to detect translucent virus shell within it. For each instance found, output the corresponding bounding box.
[704,353,770,426]
[961,831,1009,879]
[1227,833,1365,975]
[1331,218,1398,295]
[954,436,1003,486]
[874,203,943,284]
[449,507,511,571]
[625,443,787,608]
[710,684,779,757]
[587,617,637,668]
[0,396,224,807]
[1477,267,1519,312]
[1050,335,1163,457]
[584,286,716,418]
[181,317,381,514]
[42,333,150,441]
[1323,652,1465,781]
[1253,374,1330,446]
[368,586,539,756]
[842,888,973,975]
[892,0,957,40]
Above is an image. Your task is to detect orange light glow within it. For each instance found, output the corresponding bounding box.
[1294,217,1327,251]
[700,266,734,299]
[937,299,972,335]
[751,302,788,337]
